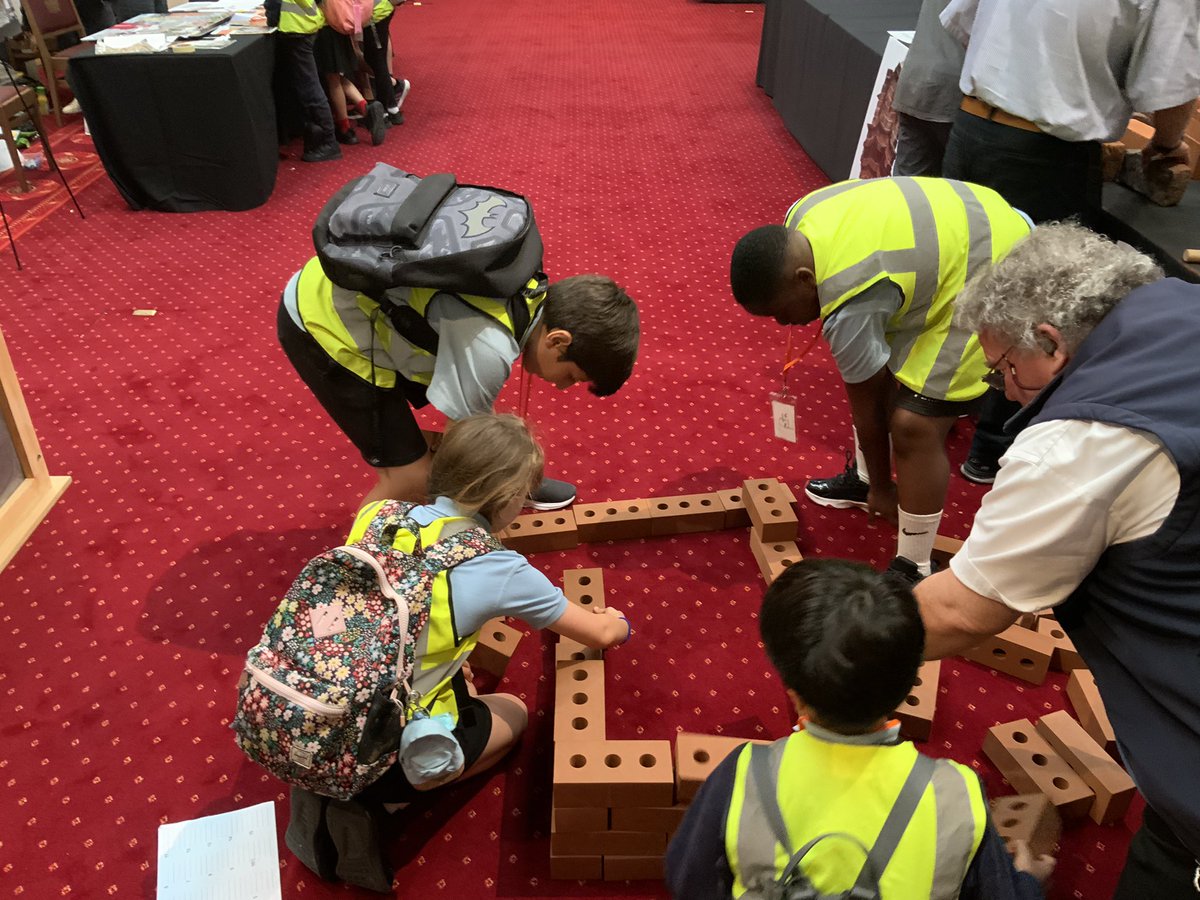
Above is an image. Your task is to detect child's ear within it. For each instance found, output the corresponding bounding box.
[546,328,573,353]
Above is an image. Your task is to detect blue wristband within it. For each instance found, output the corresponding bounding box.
[619,615,632,645]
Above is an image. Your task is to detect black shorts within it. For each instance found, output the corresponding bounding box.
[356,671,494,804]
[894,384,984,418]
[276,299,431,469]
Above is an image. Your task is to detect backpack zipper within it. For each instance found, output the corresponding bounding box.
[245,663,347,717]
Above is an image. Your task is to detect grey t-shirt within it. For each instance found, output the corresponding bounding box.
[821,280,903,385]
[892,0,965,123]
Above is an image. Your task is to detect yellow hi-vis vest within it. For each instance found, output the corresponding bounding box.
[346,501,492,724]
[725,733,986,899]
[786,177,1031,402]
[278,0,323,34]
[294,256,546,389]
[370,0,392,25]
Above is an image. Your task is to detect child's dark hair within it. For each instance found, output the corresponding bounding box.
[730,225,790,313]
[760,558,924,734]
[541,275,639,397]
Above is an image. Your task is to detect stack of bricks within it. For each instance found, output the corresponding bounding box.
[1116,103,1200,181]
[742,477,801,585]
[551,566,679,881]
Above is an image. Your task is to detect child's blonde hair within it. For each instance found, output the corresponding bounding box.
[428,414,545,525]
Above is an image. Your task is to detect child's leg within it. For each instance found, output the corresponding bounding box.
[890,406,957,573]
[340,73,387,146]
[460,693,528,779]
[362,453,432,506]
[324,72,348,122]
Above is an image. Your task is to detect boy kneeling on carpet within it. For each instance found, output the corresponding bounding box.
[285,414,632,891]
[665,558,1053,900]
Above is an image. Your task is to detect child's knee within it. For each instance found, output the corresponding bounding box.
[487,692,529,737]
[890,409,942,453]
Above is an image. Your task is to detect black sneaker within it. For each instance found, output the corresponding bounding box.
[526,476,576,511]
[326,798,393,893]
[804,451,869,510]
[302,141,342,163]
[960,457,999,485]
[885,555,925,587]
[285,787,339,881]
[364,100,387,147]
[335,126,359,145]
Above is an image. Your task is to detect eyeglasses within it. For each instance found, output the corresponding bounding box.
[981,346,1015,391]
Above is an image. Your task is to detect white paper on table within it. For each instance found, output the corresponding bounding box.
[96,32,174,52]
[171,2,227,10]
[156,801,282,900]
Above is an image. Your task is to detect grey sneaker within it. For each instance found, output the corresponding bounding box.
[364,100,387,147]
[285,787,339,881]
[326,798,392,893]
[526,476,576,511]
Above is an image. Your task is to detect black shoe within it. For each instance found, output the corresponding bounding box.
[525,476,576,511]
[885,555,925,587]
[326,798,393,892]
[364,100,387,146]
[302,141,342,163]
[336,126,359,145]
[960,457,999,484]
[285,787,340,881]
[386,109,404,126]
[804,451,869,510]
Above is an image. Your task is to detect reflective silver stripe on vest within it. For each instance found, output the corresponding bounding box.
[331,284,437,381]
[930,760,979,899]
[735,741,789,898]
[920,181,993,396]
[789,179,873,221]
[280,0,318,15]
[879,178,940,369]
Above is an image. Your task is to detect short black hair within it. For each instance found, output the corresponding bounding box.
[542,274,640,397]
[730,225,790,313]
[760,559,924,734]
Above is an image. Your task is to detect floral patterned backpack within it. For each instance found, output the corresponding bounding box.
[231,500,502,800]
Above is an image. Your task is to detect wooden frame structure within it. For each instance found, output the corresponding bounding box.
[0,325,70,571]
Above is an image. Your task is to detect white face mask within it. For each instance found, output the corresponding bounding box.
[399,711,465,788]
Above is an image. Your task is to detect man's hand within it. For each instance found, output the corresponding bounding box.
[1143,140,1192,179]
[1010,839,1056,886]
[868,481,899,526]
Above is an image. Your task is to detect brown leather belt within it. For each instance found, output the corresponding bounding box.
[961,96,1042,134]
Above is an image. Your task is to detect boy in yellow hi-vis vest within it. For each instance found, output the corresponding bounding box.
[665,559,1053,899]
[730,177,1031,579]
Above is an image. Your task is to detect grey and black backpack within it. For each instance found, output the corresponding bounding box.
[312,164,546,354]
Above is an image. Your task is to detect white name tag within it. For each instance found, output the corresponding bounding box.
[771,394,797,443]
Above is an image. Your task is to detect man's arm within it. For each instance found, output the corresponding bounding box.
[914,569,1018,659]
[1143,98,1198,173]
[846,366,897,523]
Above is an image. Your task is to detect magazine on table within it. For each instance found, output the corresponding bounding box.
[84,10,231,41]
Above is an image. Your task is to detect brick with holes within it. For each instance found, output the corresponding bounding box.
[563,567,606,611]
[962,624,1054,685]
[1066,670,1117,756]
[609,804,688,835]
[551,830,666,856]
[549,853,602,880]
[1035,710,1135,825]
[572,499,653,542]
[716,488,752,529]
[983,720,1095,820]
[466,618,523,680]
[675,732,770,802]
[555,660,605,743]
[497,511,578,554]
[603,855,666,881]
[554,740,675,808]
[894,659,939,742]
[552,803,609,833]
[742,478,800,542]
[555,636,603,668]
[749,532,802,585]
[929,534,964,570]
[990,794,1061,859]
[648,492,726,536]
[1035,617,1085,672]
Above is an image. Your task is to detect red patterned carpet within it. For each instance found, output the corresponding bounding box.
[0,0,1135,897]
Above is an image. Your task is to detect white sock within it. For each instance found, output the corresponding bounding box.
[897,508,943,576]
[852,427,870,484]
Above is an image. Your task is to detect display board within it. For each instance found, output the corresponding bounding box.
[0,326,70,572]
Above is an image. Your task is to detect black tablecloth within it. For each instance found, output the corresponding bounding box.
[757,0,919,181]
[69,34,278,212]
[1098,184,1200,284]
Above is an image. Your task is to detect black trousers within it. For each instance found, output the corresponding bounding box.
[361,14,396,110]
[278,31,334,145]
[1113,806,1200,900]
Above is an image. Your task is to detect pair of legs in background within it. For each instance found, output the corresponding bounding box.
[806,382,980,578]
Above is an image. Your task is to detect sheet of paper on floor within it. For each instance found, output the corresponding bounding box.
[156,801,282,900]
